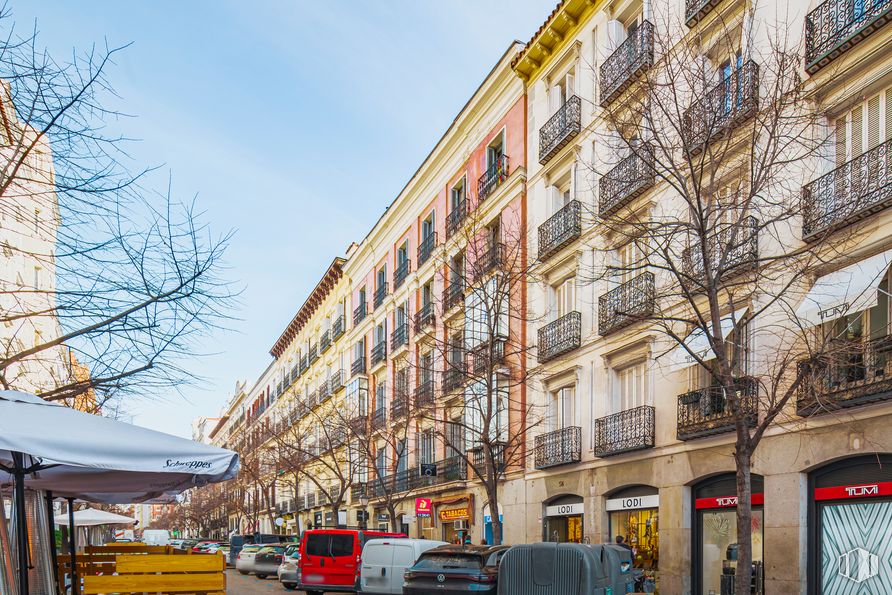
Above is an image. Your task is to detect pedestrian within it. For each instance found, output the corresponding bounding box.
[615,535,633,552]
[463,534,472,545]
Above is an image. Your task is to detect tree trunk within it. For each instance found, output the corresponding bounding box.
[734,441,754,595]
[387,503,399,533]
[487,487,502,545]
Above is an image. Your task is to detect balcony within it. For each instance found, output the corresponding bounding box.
[446,199,468,238]
[539,96,581,165]
[538,200,582,261]
[442,361,467,394]
[394,259,411,290]
[307,390,317,407]
[332,314,345,339]
[534,426,582,469]
[370,341,387,367]
[478,154,510,201]
[319,382,331,403]
[443,280,465,312]
[418,232,437,267]
[374,283,389,309]
[351,356,367,377]
[537,311,582,363]
[350,483,367,501]
[391,323,409,351]
[470,443,506,474]
[300,355,309,375]
[390,395,409,418]
[320,330,332,353]
[330,369,345,393]
[412,455,468,488]
[593,406,655,457]
[805,0,892,74]
[414,302,436,334]
[683,61,759,153]
[683,216,759,286]
[797,337,892,415]
[598,272,654,336]
[685,0,727,27]
[309,344,319,364]
[348,414,367,435]
[470,336,507,375]
[307,493,316,508]
[600,21,654,107]
[353,301,367,325]
[599,150,655,217]
[371,408,386,431]
[801,139,892,240]
[415,379,435,408]
[677,377,758,440]
[472,242,504,282]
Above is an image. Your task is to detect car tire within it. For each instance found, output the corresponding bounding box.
[237,570,249,575]
[282,584,297,591]
[256,574,266,579]
[306,591,322,595]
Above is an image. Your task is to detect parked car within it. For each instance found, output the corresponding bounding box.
[496,543,634,595]
[298,528,405,594]
[252,543,293,579]
[229,533,297,567]
[278,544,301,590]
[206,543,229,555]
[359,538,446,594]
[168,538,185,549]
[235,544,264,575]
[142,529,171,546]
[177,538,201,551]
[192,540,220,553]
[402,544,509,595]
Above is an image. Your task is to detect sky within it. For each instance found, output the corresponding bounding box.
[13,1,551,437]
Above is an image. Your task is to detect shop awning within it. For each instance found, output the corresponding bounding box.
[795,249,892,329]
[666,309,748,372]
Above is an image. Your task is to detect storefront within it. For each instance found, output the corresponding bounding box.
[606,486,659,590]
[693,474,764,595]
[809,455,892,593]
[543,494,583,543]
[439,504,472,544]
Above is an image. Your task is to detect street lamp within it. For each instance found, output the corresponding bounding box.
[359,495,369,530]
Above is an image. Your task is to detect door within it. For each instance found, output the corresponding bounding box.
[360,544,393,593]
[391,544,417,592]
[327,532,359,587]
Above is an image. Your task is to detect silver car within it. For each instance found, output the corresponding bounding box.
[277,544,301,590]
[234,544,263,575]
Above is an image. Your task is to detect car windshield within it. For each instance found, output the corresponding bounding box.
[284,545,299,557]
[241,545,261,553]
[259,546,285,554]
[414,553,483,570]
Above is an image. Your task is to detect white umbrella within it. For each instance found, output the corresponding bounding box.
[53,508,137,527]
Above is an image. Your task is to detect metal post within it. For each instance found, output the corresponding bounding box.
[11,452,29,595]
[67,498,78,595]
[45,491,60,595]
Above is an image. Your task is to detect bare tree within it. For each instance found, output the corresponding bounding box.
[578,4,847,590]
[0,10,233,407]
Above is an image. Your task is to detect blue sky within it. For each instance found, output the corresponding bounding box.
[15,1,550,437]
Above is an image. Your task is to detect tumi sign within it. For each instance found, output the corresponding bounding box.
[815,481,892,501]
[695,493,764,509]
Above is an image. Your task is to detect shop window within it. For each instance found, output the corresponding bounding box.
[543,494,584,543]
[606,485,659,591]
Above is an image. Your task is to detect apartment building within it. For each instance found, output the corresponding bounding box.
[517,0,892,593]
[342,42,528,545]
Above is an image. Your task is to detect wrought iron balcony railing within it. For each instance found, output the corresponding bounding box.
[374,282,389,309]
[412,455,468,487]
[478,154,510,201]
[683,216,759,286]
[447,199,468,238]
[394,259,411,290]
[472,242,504,282]
[598,272,654,336]
[319,382,331,402]
[332,314,345,339]
[390,395,409,418]
[350,483,367,501]
[330,369,345,393]
[300,355,309,374]
[677,377,758,440]
[442,361,467,393]
[414,302,435,333]
[307,390,317,407]
[538,311,582,363]
[418,232,437,267]
[470,442,506,474]
[539,96,581,164]
[538,200,582,261]
[599,150,655,217]
[600,21,654,106]
[797,337,892,415]
[351,355,367,377]
[348,414,368,435]
[309,344,319,364]
[353,301,367,325]
[534,426,582,469]
[805,0,892,73]
[391,323,409,351]
[370,340,387,367]
[470,336,507,375]
[801,138,892,240]
[685,0,727,27]
[371,408,386,431]
[683,61,759,153]
[319,330,332,353]
[306,492,316,508]
[415,379,435,408]
[593,405,655,457]
[443,280,465,311]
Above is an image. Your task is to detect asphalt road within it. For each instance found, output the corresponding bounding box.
[226,568,296,594]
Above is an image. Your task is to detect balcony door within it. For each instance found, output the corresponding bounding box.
[549,71,575,115]
[720,53,743,115]
[422,212,435,242]
[548,386,576,433]
[451,177,465,211]
[486,132,505,170]
[553,276,576,320]
[613,360,649,414]
[419,428,435,465]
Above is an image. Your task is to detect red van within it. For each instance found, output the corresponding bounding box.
[298,528,405,593]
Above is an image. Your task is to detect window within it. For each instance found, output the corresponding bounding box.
[419,351,433,385]
[397,241,409,268]
[464,377,509,447]
[465,276,509,348]
[419,428,435,464]
[422,212,435,240]
[612,242,643,286]
[375,321,386,345]
[375,379,386,412]
[447,415,465,456]
[451,177,466,211]
[554,276,576,319]
[450,252,464,285]
[834,86,892,166]
[549,70,576,114]
[33,209,40,234]
[376,266,387,290]
[375,446,387,476]
[612,360,649,412]
[33,266,41,290]
[548,386,576,432]
[354,337,365,361]
[719,53,743,115]
[486,132,505,170]
[422,281,433,307]
[396,302,408,328]
[396,439,408,474]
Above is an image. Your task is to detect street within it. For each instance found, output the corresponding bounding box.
[226,568,294,594]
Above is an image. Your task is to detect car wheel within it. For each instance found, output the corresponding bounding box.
[237,570,248,575]
[282,584,297,591]
[256,573,266,579]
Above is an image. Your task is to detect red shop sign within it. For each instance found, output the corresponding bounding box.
[695,493,764,509]
[814,481,892,501]
[415,497,432,517]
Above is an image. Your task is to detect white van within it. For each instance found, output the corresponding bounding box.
[141,529,170,546]
[360,538,447,594]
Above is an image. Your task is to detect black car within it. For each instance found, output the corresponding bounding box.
[402,544,509,594]
[253,543,291,579]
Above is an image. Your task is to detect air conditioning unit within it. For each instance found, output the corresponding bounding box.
[453,520,469,531]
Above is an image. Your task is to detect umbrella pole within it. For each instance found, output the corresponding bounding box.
[11,452,29,595]
[67,498,78,595]
[45,491,60,595]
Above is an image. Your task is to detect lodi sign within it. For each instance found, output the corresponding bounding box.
[815,481,892,501]
[545,502,585,517]
[415,497,432,517]
[606,494,660,511]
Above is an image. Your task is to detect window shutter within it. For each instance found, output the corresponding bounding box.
[835,117,847,167]
[852,105,863,157]
[565,72,576,99]
[868,94,880,150]
[886,88,892,141]
[549,85,562,114]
